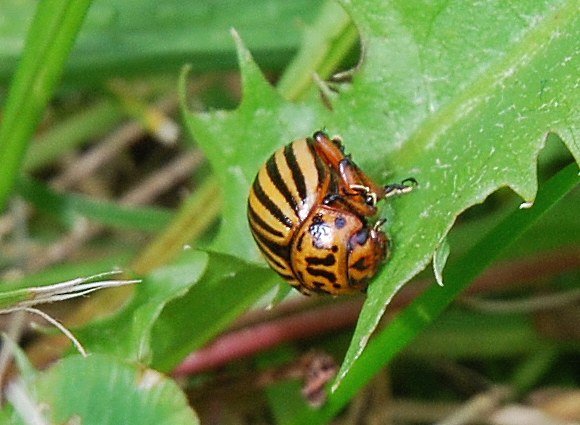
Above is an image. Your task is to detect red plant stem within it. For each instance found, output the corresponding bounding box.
[173,300,362,376]
[173,248,580,376]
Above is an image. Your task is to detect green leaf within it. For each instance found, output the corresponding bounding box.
[76,251,209,363]
[181,36,320,262]
[76,250,275,372]
[150,252,277,371]
[5,354,199,425]
[182,0,578,401]
[337,0,578,384]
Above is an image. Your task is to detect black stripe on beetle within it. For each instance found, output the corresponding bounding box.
[248,205,285,238]
[306,138,327,189]
[266,155,299,214]
[306,267,337,283]
[251,226,291,263]
[284,144,308,202]
[252,179,293,229]
[295,232,305,252]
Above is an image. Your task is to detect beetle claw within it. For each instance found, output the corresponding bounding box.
[384,178,417,197]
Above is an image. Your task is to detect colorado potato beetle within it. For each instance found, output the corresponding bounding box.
[247,131,415,295]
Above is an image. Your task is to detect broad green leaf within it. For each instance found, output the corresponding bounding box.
[182,0,578,394]
[150,252,277,371]
[333,0,578,384]
[5,354,198,425]
[76,250,208,363]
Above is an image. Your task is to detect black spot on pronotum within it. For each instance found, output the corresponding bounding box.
[309,221,331,248]
[334,216,346,229]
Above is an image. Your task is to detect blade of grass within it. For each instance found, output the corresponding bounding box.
[24,100,124,172]
[276,0,358,100]
[0,0,322,84]
[292,162,579,424]
[16,176,172,232]
[130,175,221,275]
[0,0,92,211]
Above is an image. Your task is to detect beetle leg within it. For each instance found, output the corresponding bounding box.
[330,136,344,152]
[373,218,386,231]
[322,193,343,206]
[384,178,418,198]
[348,184,377,207]
[338,158,385,199]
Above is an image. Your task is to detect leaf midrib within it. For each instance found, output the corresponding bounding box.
[399,0,575,166]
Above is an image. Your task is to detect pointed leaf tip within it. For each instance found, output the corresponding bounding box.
[229,27,277,99]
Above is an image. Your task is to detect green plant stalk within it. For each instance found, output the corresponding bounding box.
[276,0,357,101]
[404,313,553,359]
[293,163,579,424]
[510,347,559,397]
[0,287,35,309]
[131,175,221,275]
[0,0,92,211]
[24,99,123,172]
[16,176,172,232]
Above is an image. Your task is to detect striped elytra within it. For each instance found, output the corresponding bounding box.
[248,131,415,295]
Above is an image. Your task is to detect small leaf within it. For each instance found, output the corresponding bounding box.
[151,252,277,371]
[433,238,450,287]
[5,354,199,425]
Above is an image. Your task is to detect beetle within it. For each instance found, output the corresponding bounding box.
[247,130,415,295]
